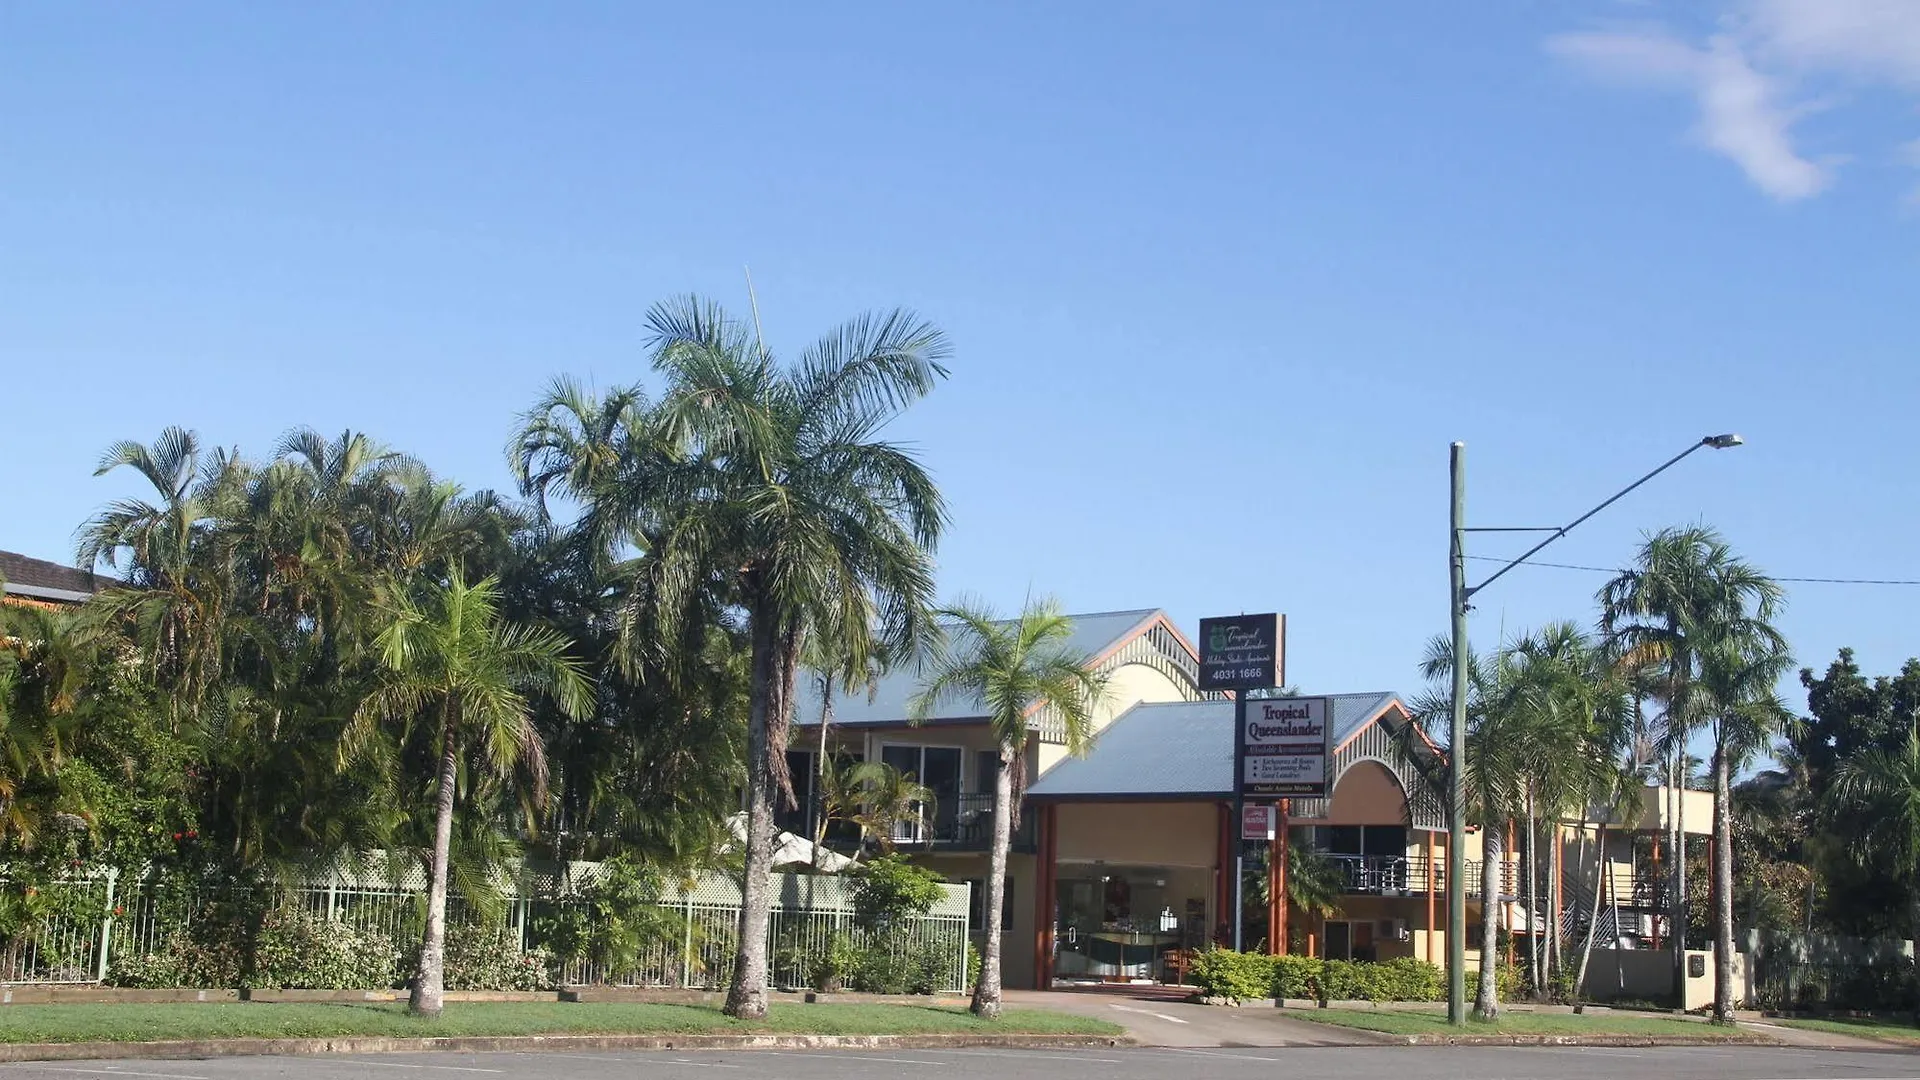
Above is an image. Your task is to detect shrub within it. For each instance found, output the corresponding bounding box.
[851,856,947,932]
[1370,956,1443,1001]
[1190,948,1275,1002]
[1271,954,1324,999]
[1466,960,1523,1003]
[1318,959,1365,1001]
[442,929,555,991]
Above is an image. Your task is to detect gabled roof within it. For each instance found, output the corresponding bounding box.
[794,608,1180,728]
[1,550,107,604]
[1025,691,1403,800]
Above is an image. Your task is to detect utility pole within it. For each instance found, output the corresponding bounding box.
[1447,442,1469,1024]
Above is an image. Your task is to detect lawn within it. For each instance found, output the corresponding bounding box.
[1289,1008,1758,1040]
[0,1001,1122,1045]
[1778,1016,1920,1043]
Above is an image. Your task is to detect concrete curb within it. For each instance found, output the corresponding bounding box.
[0,1032,1135,1064]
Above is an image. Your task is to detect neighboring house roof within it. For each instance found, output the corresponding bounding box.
[0,550,108,605]
[1025,691,1404,801]
[794,608,1188,728]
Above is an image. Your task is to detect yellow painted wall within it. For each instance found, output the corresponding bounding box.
[1037,660,1189,776]
[1055,802,1219,868]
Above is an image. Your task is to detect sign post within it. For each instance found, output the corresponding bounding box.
[1199,614,1283,953]
[1234,693,1329,954]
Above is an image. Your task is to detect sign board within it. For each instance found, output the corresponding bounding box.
[1197,613,1283,691]
[1237,696,1332,798]
[1240,803,1275,842]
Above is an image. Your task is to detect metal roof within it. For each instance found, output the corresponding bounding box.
[793,608,1168,727]
[1025,691,1403,800]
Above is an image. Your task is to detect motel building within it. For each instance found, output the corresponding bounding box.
[786,608,1719,999]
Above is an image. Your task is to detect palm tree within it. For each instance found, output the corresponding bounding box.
[352,573,592,1016]
[0,601,90,848]
[1499,623,1632,996]
[910,599,1109,1018]
[635,296,949,1019]
[1414,635,1533,1020]
[834,760,933,857]
[1830,717,1920,1016]
[1695,635,1792,1020]
[1601,526,1785,1020]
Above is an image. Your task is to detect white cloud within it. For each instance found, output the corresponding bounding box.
[1547,27,1830,200]
[1549,1,1920,202]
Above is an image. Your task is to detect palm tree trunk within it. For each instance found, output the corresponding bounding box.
[811,677,833,872]
[725,607,780,1020]
[1670,748,1688,1005]
[412,709,458,1017]
[1475,816,1504,1020]
[973,741,1013,1018]
[1574,822,1609,1001]
[1712,741,1735,1023]
[1523,791,1539,998]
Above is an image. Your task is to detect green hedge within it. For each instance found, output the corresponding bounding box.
[1194,950,1479,1004]
[1189,948,1275,1002]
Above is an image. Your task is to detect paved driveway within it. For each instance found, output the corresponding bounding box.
[1003,988,1389,1046]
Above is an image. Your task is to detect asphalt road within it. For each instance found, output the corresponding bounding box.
[3,1045,1920,1080]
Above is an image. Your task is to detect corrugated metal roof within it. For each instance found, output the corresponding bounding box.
[793,608,1164,727]
[1025,691,1402,800]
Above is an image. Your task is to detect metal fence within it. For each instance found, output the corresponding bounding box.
[1,863,971,993]
[1740,928,1915,1011]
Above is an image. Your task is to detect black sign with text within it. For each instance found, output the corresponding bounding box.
[1197,613,1281,691]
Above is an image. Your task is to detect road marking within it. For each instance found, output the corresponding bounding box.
[1158,1047,1282,1062]
[767,1051,949,1065]
[25,1071,212,1080]
[950,1049,1124,1063]
[331,1061,504,1074]
[1107,1003,1191,1024]
[667,1059,742,1069]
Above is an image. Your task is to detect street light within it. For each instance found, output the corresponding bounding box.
[1444,433,1743,1025]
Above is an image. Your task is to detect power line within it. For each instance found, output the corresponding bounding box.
[1464,554,1920,587]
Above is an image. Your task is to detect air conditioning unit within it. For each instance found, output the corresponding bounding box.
[1378,918,1410,942]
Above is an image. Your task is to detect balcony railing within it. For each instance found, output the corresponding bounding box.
[1317,854,1516,899]
[893,794,1035,851]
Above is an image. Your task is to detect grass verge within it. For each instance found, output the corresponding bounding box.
[0,1001,1121,1045]
[1288,1008,1758,1040]
[1778,1016,1920,1043]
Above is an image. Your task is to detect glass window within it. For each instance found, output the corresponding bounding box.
[1363,826,1407,857]
[1326,825,1363,855]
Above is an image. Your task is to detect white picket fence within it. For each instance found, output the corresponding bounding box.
[0,862,971,993]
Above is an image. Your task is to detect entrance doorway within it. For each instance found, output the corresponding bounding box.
[1052,865,1205,983]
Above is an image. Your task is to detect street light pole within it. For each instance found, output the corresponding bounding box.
[1443,433,1743,1026]
[1447,443,1469,1025]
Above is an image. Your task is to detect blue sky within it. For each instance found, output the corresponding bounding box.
[5,2,1918,715]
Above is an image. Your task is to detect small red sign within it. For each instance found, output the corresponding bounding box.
[1241,804,1274,842]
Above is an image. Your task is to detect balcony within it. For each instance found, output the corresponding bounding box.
[892,794,1036,852]
[1318,854,1516,899]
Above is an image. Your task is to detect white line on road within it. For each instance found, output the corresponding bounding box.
[23,1070,211,1080]
[766,1051,949,1065]
[331,1061,504,1073]
[1107,1003,1190,1024]
[667,1059,742,1069]
[1156,1048,1282,1063]
[948,1049,1125,1063]
[21,1060,213,1068]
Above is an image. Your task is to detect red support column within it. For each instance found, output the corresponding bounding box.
[1032,804,1057,989]
[1270,800,1289,955]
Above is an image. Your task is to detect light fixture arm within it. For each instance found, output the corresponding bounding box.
[1462,434,1740,601]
